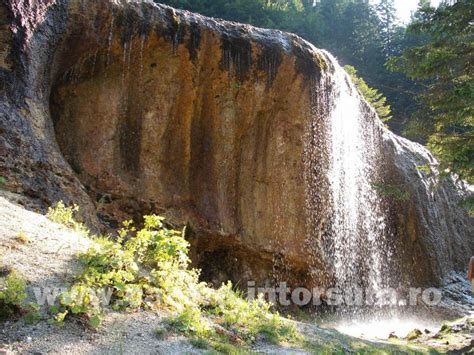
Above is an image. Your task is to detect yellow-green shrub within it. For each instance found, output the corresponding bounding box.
[54,214,203,327]
[47,201,89,235]
[0,271,27,318]
[207,282,298,343]
[49,202,299,347]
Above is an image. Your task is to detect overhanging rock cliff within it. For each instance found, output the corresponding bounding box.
[0,0,472,290]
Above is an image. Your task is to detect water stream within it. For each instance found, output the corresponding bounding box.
[302,50,421,339]
[322,51,391,299]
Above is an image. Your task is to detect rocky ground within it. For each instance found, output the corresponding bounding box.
[0,194,473,354]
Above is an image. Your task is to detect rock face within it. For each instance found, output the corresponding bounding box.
[381,131,473,286]
[0,0,472,289]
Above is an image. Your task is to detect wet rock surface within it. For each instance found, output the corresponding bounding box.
[0,0,472,288]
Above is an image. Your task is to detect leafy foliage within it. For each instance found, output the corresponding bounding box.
[388,0,473,183]
[47,201,89,234]
[0,271,27,319]
[167,306,212,336]
[372,183,410,202]
[0,270,42,322]
[459,195,474,217]
[24,302,42,324]
[52,215,199,327]
[345,65,392,122]
[51,204,298,349]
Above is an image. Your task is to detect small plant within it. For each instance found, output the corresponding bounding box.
[459,195,474,217]
[55,284,104,328]
[211,339,244,354]
[16,232,31,244]
[155,327,169,340]
[0,176,6,189]
[0,271,28,319]
[372,183,410,202]
[24,302,42,324]
[190,337,210,349]
[416,164,433,176]
[344,65,392,122]
[167,306,213,337]
[47,201,88,234]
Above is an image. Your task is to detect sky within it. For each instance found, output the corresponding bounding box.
[392,0,442,23]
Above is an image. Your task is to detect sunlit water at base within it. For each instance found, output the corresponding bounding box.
[330,317,441,340]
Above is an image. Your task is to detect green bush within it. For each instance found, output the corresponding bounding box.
[0,271,27,319]
[52,214,204,328]
[167,306,212,337]
[49,202,300,348]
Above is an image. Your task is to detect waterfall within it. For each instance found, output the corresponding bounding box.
[307,51,393,308]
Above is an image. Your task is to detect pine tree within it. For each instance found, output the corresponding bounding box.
[376,0,397,57]
[344,65,392,122]
[388,0,474,183]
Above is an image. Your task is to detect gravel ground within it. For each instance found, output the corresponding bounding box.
[1,310,202,354]
[0,193,92,299]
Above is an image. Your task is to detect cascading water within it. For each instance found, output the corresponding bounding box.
[306,50,394,310]
[302,48,456,342]
[325,52,390,299]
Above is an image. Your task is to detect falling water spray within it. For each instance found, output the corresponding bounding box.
[306,50,394,314]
